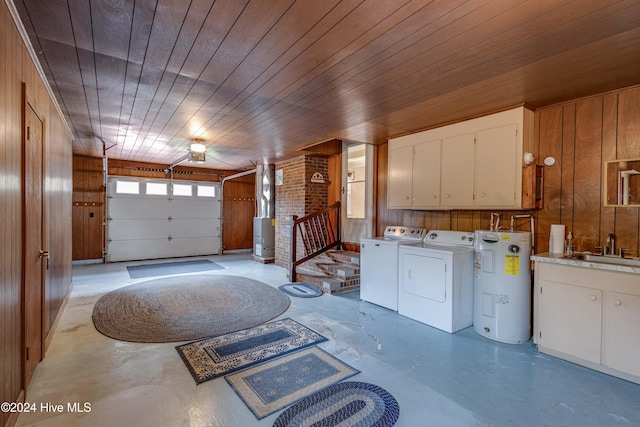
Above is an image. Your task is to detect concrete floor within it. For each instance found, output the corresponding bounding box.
[17,254,640,426]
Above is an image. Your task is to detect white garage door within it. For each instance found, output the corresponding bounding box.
[107,177,221,262]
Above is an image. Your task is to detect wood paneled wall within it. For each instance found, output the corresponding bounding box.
[533,86,640,255]
[375,86,640,257]
[1,3,73,426]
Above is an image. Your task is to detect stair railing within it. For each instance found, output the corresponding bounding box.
[289,202,341,281]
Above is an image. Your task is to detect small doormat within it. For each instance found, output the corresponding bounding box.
[126,259,223,279]
[273,381,400,427]
[278,283,323,298]
[176,318,327,384]
[225,347,359,419]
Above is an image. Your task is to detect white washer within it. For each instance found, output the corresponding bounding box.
[398,230,475,333]
[360,226,426,311]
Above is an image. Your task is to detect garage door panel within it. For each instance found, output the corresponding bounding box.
[169,219,219,238]
[108,219,171,240]
[169,199,219,218]
[109,198,171,219]
[108,237,218,262]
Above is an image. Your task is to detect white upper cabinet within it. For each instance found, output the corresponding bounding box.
[412,139,441,208]
[388,106,533,210]
[387,145,413,208]
[441,133,474,207]
[475,123,519,207]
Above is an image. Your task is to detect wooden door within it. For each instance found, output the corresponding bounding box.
[23,102,45,387]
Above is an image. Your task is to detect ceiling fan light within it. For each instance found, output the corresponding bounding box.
[190,142,206,153]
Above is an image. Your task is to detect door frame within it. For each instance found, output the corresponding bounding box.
[21,83,47,389]
[341,142,375,245]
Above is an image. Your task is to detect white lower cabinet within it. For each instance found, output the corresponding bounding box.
[603,291,640,377]
[534,261,640,384]
[537,280,602,364]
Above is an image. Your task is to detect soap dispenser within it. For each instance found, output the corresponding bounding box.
[565,231,575,256]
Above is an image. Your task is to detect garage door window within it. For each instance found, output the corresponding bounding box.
[197,185,216,197]
[115,180,140,194]
[146,182,167,196]
[172,183,192,196]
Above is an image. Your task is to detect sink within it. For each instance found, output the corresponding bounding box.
[579,253,640,267]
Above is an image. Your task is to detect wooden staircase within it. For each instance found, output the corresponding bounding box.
[289,201,361,294]
[295,250,360,294]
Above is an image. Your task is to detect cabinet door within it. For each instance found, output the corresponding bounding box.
[475,124,518,207]
[441,133,474,207]
[538,280,602,364]
[412,139,441,208]
[603,291,640,377]
[388,145,413,208]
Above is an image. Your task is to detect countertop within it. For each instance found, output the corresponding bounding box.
[530,252,640,275]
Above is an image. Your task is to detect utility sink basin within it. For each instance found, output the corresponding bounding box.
[578,253,640,267]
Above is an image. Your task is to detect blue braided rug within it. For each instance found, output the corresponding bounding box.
[273,381,399,427]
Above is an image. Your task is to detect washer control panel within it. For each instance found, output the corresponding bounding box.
[383,226,427,241]
[424,230,475,246]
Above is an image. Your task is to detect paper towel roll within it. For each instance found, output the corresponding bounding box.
[549,224,566,253]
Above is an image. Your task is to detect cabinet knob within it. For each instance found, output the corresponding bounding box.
[614,299,622,306]
[406,196,410,200]
[480,193,487,198]
[590,295,598,302]
[445,194,450,199]
[431,195,437,199]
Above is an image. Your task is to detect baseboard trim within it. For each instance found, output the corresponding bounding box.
[5,389,25,427]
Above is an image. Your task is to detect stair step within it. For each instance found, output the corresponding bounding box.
[295,249,360,294]
[327,250,360,266]
[321,277,360,294]
[296,269,360,294]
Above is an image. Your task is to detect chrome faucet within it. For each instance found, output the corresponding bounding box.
[605,233,615,256]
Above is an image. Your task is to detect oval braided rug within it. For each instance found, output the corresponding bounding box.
[92,275,290,343]
[273,381,399,427]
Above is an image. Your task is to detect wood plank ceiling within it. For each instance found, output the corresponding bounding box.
[13,0,640,170]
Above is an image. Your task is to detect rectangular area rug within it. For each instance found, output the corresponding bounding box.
[225,346,360,419]
[176,318,328,384]
[126,259,223,279]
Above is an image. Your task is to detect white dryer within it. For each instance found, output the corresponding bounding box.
[398,230,475,333]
